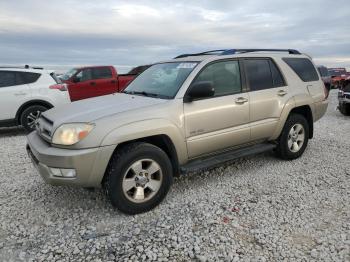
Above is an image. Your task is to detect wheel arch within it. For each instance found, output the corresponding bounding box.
[271,97,314,140]
[102,134,181,190]
[15,100,54,124]
[289,105,314,138]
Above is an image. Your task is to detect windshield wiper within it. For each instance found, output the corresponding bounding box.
[123,90,172,99]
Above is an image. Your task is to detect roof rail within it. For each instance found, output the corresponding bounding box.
[174,50,228,59]
[174,48,301,59]
[0,65,44,70]
[221,49,301,55]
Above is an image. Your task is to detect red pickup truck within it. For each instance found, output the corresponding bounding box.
[328,67,348,89]
[59,66,137,101]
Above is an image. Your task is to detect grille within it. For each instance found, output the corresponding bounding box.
[35,115,54,142]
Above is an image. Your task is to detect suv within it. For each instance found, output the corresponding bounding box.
[0,67,70,131]
[27,49,328,214]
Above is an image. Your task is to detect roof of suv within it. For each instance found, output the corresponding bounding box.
[0,67,54,74]
[169,49,310,63]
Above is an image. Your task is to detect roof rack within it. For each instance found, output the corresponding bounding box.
[174,50,228,59]
[174,48,301,59]
[0,65,44,70]
[221,49,301,55]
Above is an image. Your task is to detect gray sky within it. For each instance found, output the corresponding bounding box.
[1,0,349,71]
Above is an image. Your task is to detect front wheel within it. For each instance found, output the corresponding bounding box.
[104,143,173,215]
[20,105,48,132]
[275,114,309,160]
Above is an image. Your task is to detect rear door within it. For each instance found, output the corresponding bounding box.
[184,59,250,158]
[243,58,291,141]
[0,71,32,121]
[90,67,117,96]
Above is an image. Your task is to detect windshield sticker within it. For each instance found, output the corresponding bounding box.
[176,63,197,69]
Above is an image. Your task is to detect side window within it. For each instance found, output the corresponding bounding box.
[244,59,273,91]
[193,60,241,97]
[92,67,112,79]
[269,61,285,87]
[0,71,16,87]
[283,58,319,82]
[76,69,93,82]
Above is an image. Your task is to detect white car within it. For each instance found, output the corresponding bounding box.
[0,67,71,131]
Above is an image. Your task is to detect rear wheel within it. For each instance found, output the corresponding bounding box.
[20,105,48,132]
[104,142,173,215]
[275,114,309,160]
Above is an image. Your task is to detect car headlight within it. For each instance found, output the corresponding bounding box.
[52,123,94,145]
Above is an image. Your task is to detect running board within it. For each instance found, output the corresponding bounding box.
[180,143,276,174]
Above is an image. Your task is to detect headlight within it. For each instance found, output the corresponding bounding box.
[52,123,94,145]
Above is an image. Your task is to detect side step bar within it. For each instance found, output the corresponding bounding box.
[180,143,276,174]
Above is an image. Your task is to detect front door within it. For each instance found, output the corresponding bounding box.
[184,60,250,158]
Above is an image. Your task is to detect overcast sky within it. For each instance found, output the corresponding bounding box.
[1,0,349,71]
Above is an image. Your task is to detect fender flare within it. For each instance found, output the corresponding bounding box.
[100,118,188,165]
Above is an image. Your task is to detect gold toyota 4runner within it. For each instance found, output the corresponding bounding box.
[27,49,328,214]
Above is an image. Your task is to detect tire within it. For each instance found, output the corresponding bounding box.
[275,114,309,160]
[20,105,48,132]
[104,142,173,215]
[339,103,350,116]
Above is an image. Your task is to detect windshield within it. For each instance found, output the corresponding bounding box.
[60,68,78,81]
[124,62,198,99]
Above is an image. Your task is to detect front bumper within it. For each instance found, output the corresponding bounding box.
[26,131,115,187]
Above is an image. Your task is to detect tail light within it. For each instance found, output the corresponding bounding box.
[49,83,67,91]
[323,83,329,100]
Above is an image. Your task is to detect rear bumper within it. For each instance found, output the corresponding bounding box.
[26,131,115,187]
[313,100,328,122]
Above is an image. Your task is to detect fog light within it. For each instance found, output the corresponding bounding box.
[49,167,62,177]
[49,167,76,178]
[61,169,76,178]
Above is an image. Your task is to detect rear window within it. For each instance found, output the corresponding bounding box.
[269,60,286,87]
[92,67,112,79]
[283,58,319,82]
[245,59,273,91]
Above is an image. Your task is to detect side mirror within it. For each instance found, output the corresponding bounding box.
[184,81,215,102]
[72,76,80,83]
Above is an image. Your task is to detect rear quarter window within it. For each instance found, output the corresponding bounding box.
[283,58,319,82]
[18,72,41,84]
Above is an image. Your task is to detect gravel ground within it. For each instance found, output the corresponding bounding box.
[0,90,349,262]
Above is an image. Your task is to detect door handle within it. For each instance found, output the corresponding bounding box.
[235,97,248,104]
[111,80,116,84]
[14,92,26,96]
[277,90,287,96]
[90,82,96,86]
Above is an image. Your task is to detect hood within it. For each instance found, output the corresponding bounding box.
[43,93,167,127]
